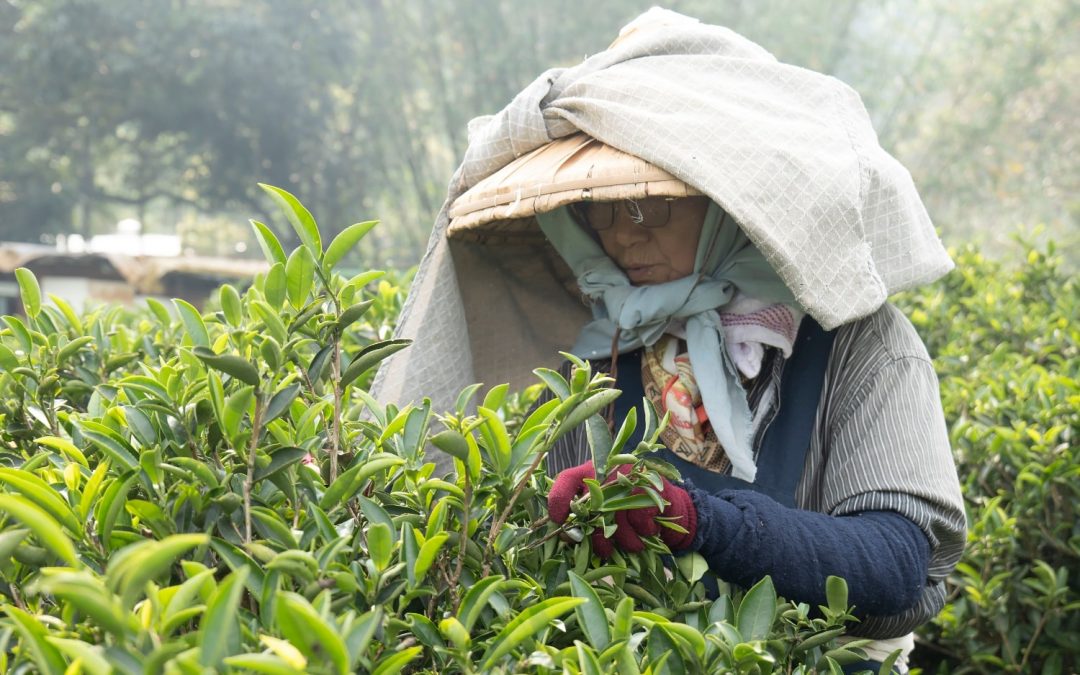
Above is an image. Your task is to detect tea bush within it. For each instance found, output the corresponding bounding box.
[0,186,876,674]
[896,241,1078,674]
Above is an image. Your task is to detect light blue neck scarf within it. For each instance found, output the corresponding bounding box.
[536,201,796,481]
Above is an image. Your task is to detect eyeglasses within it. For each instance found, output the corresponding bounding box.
[570,198,676,232]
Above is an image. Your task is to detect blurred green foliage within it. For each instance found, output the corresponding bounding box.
[1,0,1076,267]
[896,241,1078,674]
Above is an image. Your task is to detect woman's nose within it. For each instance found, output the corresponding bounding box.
[611,205,650,246]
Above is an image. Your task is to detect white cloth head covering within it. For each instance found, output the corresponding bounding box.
[371,9,952,472]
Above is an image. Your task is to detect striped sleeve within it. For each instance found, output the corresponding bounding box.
[798,304,966,638]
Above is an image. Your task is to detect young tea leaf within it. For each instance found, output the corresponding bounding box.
[173,299,210,348]
[14,268,41,319]
[324,220,377,270]
[250,219,288,266]
[259,184,322,255]
[285,246,316,309]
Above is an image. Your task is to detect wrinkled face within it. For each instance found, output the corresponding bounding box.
[586,197,708,285]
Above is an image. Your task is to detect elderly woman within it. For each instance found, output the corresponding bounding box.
[373,10,965,673]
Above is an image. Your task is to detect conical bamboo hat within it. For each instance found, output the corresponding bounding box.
[447,133,702,240]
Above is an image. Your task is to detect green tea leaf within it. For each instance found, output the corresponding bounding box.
[285,246,316,309]
[371,645,422,675]
[335,300,374,334]
[193,347,261,386]
[199,567,249,668]
[0,468,83,536]
[266,384,302,421]
[56,335,94,365]
[220,284,243,327]
[3,315,32,352]
[825,575,848,615]
[145,297,173,325]
[430,430,470,461]
[479,597,585,669]
[367,522,393,572]
[569,571,612,650]
[173,299,209,348]
[107,533,209,608]
[477,406,512,473]
[612,596,635,641]
[276,591,350,675]
[259,184,322,255]
[3,604,69,674]
[439,616,472,650]
[254,446,308,481]
[223,653,304,675]
[648,624,686,675]
[553,389,621,443]
[251,219,288,266]
[0,343,19,371]
[264,262,288,310]
[0,494,78,565]
[324,220,377,270]
[35,571,133,639]
[224,385,255,444]
[14,267,41,319]
[79,461,110,522]
[344,607,382,668]
[736,575,777,641]
[47,293,83,333]
[457,575,504,631]
[414,533,449,585]
[79,420,139,472]
[318,455,404,511]
[95,470,139,549]
[251,300,288,344]
[340,339,412,389]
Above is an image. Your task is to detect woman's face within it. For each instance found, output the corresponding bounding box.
[590,197,708,285]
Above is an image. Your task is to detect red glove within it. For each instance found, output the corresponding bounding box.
[547,460,697,558]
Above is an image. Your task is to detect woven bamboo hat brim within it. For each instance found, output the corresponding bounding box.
[447,133,702,240]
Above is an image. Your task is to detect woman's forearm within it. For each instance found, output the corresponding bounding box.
[688,488,930,617]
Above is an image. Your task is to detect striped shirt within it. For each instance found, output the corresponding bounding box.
[545,303,967,643]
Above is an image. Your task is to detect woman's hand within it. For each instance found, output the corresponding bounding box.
[547,460,697,558]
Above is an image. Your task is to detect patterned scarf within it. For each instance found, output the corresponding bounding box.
[537,201,800,481]
[641,299,802,473]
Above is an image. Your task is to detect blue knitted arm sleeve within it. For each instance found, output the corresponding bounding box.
[687,488,930,617]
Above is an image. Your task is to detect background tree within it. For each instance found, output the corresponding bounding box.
[1,0,1075,267]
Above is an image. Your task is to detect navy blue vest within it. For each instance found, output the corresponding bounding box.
[610,317,836,507]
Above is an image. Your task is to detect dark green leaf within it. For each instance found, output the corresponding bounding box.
[254,446,309,481]
[199,567,249,668]
[193,347,260,387]
[265,383,300,423]
[569,571,611,650]
[340,339,411,389]
[736,575,777,641]
[335,300,374,333]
